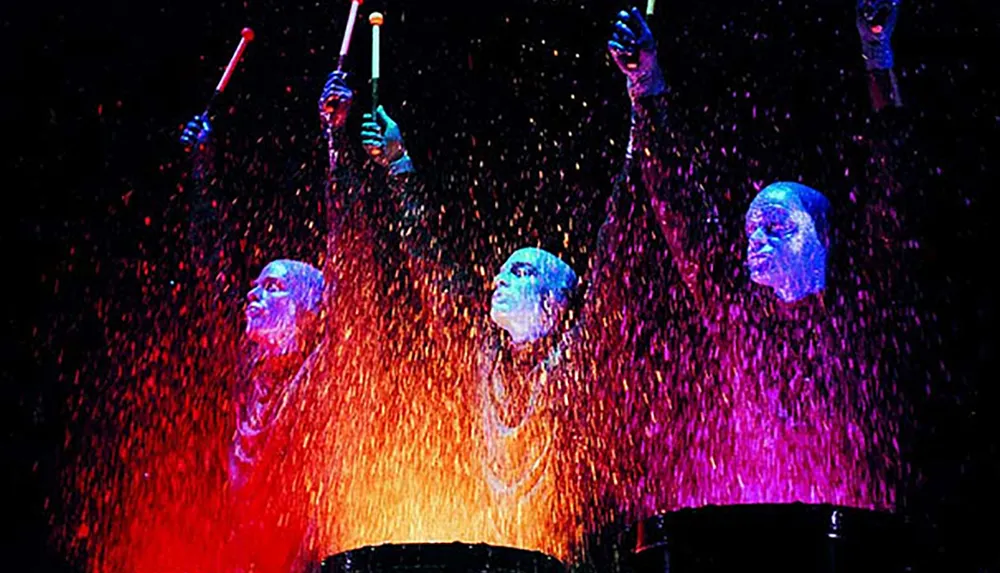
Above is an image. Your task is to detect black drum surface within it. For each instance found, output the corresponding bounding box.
[624,504,933,573]
[323,542,567,573]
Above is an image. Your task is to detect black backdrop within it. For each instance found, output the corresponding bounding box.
[3,0,997,570]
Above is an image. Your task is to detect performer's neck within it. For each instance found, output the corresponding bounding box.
[502,319,553,348]
[772,262,826,304]
[773,285,827,320]
[774,282,824,304]
[503,328,558,365]
[258,347,306,378]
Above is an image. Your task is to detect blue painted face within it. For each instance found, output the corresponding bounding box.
[244,259,323,354]
[745,184,828,303]
[490,248,577,345]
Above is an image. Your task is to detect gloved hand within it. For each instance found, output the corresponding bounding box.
[319,70,354,131]
[856,0,899,70]
[607,7,665,102]
[180,113,212,151]
[361,105,412,176]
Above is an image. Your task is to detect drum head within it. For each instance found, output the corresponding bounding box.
[624,504,923,573]
[323,542,566,573]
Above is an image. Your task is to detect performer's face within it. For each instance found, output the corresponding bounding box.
[490,248,573,343]
[245,261,303,351]
[745,186,825,290]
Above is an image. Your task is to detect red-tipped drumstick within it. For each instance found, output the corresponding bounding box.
[337,0,363,71]
[203,27,255,119]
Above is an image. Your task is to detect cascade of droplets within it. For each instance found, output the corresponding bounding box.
[55,4,920,571]
[60,263,237,571]
[56,176,661,571]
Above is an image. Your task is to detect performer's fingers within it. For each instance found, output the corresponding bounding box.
[614,21,636,41]
[608,40,631,56]
[360,132,383,144]
[612,30,634,48]
[872,0,893,23]
[324,78,345,93]
[625,7,649,36]
[375,105,392,125]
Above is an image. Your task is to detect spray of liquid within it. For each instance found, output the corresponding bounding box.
[54,9,913,571]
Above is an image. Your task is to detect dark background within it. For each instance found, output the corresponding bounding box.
[3,0,997,570]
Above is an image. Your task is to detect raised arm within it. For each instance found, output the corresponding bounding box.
[360,106,486,321]
[318,71,367,294]
[179,114,236,306]
[608,8,724,310]
[854,0,912,262]
[857,0,903,112]
[586,168,634,301]
[581,147,670,333]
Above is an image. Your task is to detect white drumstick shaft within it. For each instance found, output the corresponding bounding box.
[371,25,380,79]
[646,0,656,15]
[339,0,361,57]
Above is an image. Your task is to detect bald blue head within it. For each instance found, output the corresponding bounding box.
[244,259,325,354]
[745,182,830,303]
[490,247,578,345]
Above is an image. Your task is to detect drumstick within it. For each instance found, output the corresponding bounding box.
[369,12,384,155]
[337,0,363,71]
[204,28,255,120]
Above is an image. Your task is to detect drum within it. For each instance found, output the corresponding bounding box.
[624,504,925,573]
[323,542,566,573]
